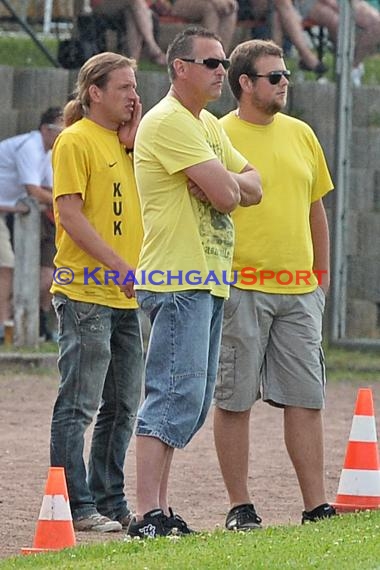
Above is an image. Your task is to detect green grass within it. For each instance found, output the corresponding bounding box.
[1,511,380,569]
[0,34,167,70]
[2,344,379,382]
[0,340,58,354]
[1,33,380,83]
[0,34,59,67]
[325,346,380,382]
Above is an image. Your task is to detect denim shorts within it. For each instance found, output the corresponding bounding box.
[136,289,224,448]
[214,287,326,411]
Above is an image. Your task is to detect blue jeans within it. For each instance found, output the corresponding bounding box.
[136,290,224,448]
[50,294,143,521]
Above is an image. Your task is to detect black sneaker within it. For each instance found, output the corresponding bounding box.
[225,503,262,531]
[127,509,172,539]
[302,503,336,524]
[167,507,195,534]
[299,60,328,77]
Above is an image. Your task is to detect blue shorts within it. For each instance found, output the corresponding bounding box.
[136,290,224,448]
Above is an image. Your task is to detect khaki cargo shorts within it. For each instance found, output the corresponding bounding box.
[0,214,14,268]
[214,287,326,411]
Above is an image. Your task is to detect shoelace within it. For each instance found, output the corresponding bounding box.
[237,506,262,526]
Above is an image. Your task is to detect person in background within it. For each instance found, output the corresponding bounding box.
[298,0,380,86]
[0,107,64,343]
[242,0,328,75]
[50,52,144,532]
[155,0,239,54]
[89,0,167,64]
[126,25,262,539]
[214,39,336,530]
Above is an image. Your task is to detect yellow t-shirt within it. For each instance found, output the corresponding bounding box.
[51,117,143,308]
[220,111,333,293]
[134,96,247,298]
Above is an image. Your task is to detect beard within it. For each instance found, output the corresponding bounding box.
[252,93,286,116]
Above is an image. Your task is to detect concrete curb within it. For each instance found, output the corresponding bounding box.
[0,352,57,369]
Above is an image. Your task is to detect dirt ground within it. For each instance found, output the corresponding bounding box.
[1,370,379,560]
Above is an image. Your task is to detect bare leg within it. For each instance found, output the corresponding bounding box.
[271,9,284,47]
[284,406,327,511]
[214,8,238,54]
[172,0,237,52]
[308,0,339,44]
[352,0,380,66]
[126,0,166,63]
[0,266,13,323]
[159,446,174,515]
[124,8,144,60]
[214,407,251,507]
[135,435,172,519]
[275,0,321,69]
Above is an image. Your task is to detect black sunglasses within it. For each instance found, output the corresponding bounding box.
[249,70,291,85]
[180,57,230,70]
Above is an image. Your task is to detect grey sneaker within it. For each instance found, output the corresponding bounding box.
[116,512,132,529]
[73,513,122,532]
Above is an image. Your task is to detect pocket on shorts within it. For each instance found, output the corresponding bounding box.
[314,286,326,312]
[214,344,236,401]
[223,287,243,321]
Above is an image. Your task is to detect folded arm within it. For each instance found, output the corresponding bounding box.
[184,158,241,213]
[230,163,262,207]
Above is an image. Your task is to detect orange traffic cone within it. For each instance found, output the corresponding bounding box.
[333,387,380,512]
[21,467,76,554]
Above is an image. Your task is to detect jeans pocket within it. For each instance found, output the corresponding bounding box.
[214,344,236,401]
[52,295,67,337]
[72,300,101,322]
[136,291,157,317]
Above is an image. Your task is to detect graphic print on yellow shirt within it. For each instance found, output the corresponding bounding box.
[134,96,247,298]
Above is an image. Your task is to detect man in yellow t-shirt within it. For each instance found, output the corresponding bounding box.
[50,52,144,533]
[213,39,336,530]
[127,26,262,539]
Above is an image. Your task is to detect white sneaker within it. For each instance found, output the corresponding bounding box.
[73,513,122,532]
[351,63,364,87]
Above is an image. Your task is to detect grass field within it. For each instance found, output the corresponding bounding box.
[0,510,379,569]
[0,33,380,85]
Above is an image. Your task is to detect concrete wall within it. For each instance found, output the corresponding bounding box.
[1,65,378,339]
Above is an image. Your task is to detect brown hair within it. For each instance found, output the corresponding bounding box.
[64,52,136,127]
[228,40,283,100]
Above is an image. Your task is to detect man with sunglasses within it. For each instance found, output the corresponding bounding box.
[127,26,262,538]
[213,39,336,530]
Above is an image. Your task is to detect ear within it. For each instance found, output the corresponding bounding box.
[39,124,48,137]
[88,83,102,103]
[172,58,187,78]
[239,74,254,93]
